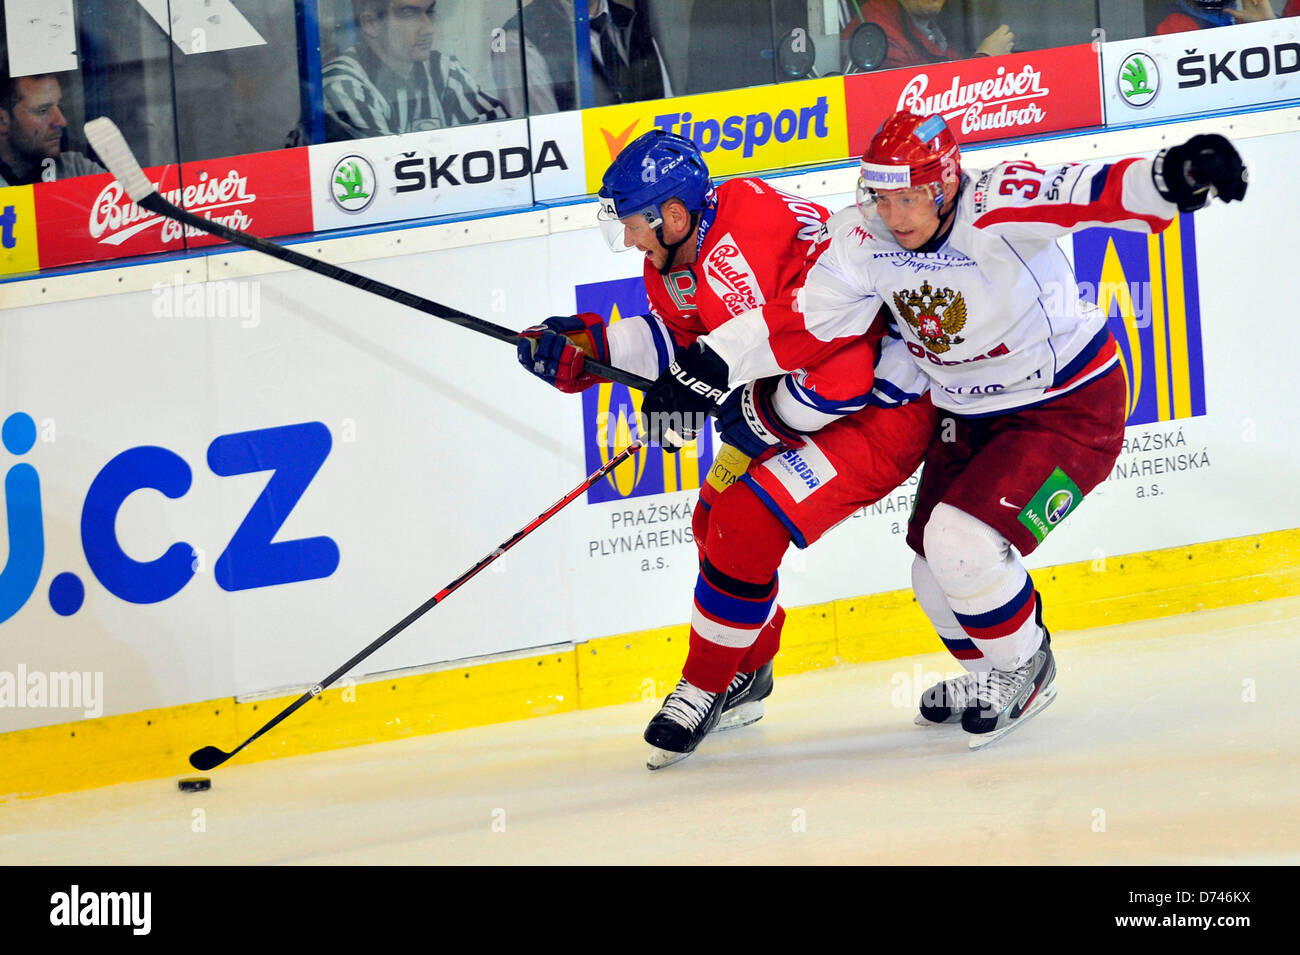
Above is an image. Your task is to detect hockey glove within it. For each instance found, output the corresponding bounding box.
[717,378,807,459]
[641,341,730,452]
[1153,134,1248,213]
[516,312,610,393]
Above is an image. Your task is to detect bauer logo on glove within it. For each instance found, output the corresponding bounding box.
[641,341,732,452]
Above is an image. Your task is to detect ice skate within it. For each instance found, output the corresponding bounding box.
[716,661,773,732]
[644,678,729,770]
[915,669,980,726]
[962,633,1056,750]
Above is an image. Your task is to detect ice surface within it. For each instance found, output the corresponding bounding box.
[3,598,1297,864]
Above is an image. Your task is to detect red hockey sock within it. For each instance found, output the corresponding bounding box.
[683,629,753,693]
[681,482,792,693]
[737,605,785,673]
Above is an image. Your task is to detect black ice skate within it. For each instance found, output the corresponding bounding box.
[962,632,1057,749]
[915,669,981,726]
[644,678,729,770]
[716,660,774,732]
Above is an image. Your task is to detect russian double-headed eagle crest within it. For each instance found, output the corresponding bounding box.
[893,281,967,354]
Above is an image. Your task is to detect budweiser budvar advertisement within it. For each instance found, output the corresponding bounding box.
[34,147,313,270]
[845,45,1103,156]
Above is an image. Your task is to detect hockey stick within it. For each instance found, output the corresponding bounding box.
[82,117,654,392]
[189,441,644,771]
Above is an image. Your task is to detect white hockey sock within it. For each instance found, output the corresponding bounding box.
[911,555,991,673]
[923,504,1043,671]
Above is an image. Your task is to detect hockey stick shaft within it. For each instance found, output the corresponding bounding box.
[83,118,653,391]
[189,441,644,771]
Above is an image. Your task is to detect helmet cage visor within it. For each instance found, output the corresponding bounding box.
[855,161,945,215]
[597,194,664,252]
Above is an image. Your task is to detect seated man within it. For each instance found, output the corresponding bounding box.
[840,0,1014,73]
[1156,0,1286,34]
[0,65,103,186]
[491,0,671,115]
[323,0,508,141]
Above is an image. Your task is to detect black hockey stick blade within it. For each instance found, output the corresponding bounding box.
[190,746,230,771]
[83,117,653,390]
[186,442,644,772]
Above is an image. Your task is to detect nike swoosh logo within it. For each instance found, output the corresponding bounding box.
[601,120,641,160]
[999,497,1022,509]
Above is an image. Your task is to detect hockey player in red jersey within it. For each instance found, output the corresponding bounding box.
[517,131,937,768]
[643,112,1247,747]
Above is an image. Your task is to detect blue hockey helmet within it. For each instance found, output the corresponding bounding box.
[597,130,714,252]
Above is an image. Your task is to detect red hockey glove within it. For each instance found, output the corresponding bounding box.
[517,312,611,393]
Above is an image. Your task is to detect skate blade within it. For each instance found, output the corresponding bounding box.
[915,712,964,727]
[715,700,764,732]
[646,746,693,771]
[968,685,1058,750]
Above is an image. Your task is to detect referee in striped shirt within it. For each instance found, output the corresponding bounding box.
[323,0,509,140]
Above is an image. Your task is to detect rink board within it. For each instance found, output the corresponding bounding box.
[2,108,1299,797]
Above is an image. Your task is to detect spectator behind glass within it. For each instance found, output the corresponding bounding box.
[323,0,508,141]
[1156,0,1286,33]
[840,0,1014,72]
[0,59,103,187]
[492,0,671,115]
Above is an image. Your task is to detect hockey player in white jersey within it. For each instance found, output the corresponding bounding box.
[642,110,1247,746]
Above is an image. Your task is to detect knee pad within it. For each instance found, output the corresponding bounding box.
[922,503,1012,600]
[911,554,960,630]
[704,481,791,584]
[691,497,711,564]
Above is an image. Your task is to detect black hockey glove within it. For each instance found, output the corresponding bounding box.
[641,341,730,452]
[1153,134,1247,213]
[716,378,806,459]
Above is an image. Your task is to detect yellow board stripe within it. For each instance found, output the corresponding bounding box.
[1103,236,1143,417]
[5,527,1300,800]
[1147,227,1171,422]
[662,447,679,493]
[679,441,700,490]
[1162,217,1194,420]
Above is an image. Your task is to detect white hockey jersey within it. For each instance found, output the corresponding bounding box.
[701,157,1180,416]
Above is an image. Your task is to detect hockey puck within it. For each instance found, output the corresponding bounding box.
[178,777,211,792]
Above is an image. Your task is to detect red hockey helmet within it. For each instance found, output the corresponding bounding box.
[856,112,961,214]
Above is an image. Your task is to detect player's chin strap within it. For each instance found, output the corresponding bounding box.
[655,211,701,276]
[915,180,963,254]
[656,197,719,275]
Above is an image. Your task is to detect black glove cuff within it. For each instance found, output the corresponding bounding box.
[1153,145,1208,214]
[667,341,731,405]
